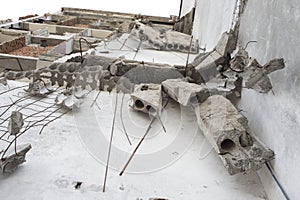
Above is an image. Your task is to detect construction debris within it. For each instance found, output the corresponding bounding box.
[195,95,274,175]
[55,87,86,109]
[188,31,237,83]
[130,83,162,115]
[0,144,32,173]
[8,111,24,135]
[162,78,210,106]
[230,49,285,93]
[131,21,199,54]
[25,80,54,96]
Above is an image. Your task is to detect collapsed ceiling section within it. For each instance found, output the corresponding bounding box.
[0,6,285,181]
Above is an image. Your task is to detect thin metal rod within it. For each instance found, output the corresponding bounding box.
[178,0,183,18]
[79,37,97,63]
[157,115,166,133]
[1,107,62,159]
[90,90,101,109]
[120,93,132,145]
[119,115,156,176]
[103,93,119,192]
[119,98,169,176]
[266,162,290,200]
[185,35,193,76]
[133,40,143,60]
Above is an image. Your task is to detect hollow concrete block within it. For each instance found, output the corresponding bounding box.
[130,83,162,116]
[195,95,274,175]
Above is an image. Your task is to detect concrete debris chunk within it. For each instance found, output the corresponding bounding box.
[243,59,284,93]
[131,21,199,54]
[25,80,54,96]
[0,144,31,173]
[0,75,7,85]
[205,72,243,99]
[130,84,162,115]
[195,95,274,175]
[189,31,237,83]
[215,31,237,57]
[229,48,285,93]
[55,87,86,109]
[8,111,24,135]
[162,79,210,106]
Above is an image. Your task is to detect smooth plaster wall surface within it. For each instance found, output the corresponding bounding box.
[237,1,300,199]
[181,0,195,16]
[192,0,236,51]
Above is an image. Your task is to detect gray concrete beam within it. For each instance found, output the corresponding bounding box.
[195,95,274,175]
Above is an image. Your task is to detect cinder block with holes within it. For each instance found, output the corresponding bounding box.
[130,83,162,116]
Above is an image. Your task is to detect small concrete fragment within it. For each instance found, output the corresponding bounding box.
[8,111,24,135]
[162,79,210,106]
[55,87,86,109]
[130,84,162,115]
[25,80,54,96]
[242,58,285,93]
[195,95,274,175]
[0,144,31,173]
[205,72,243,100]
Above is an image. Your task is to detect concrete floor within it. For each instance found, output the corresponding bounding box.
[0,81,268,200]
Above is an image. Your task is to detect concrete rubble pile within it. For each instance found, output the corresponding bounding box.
[0,20,285,175]
[121,27,283,174]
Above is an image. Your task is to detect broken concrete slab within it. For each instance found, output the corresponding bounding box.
[188,31,237,84]
[189,50,222,83]
[215,31,237,57]
[195,95,274,175]
[0,144,31,173]
[130,83,162,115]
[131,21,199,53]
[162,78,210,106]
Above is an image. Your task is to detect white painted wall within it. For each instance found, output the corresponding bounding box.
[180,0,195,16]
[237,1,300,199]
[188,0,300,199]
[192,0,236,51]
